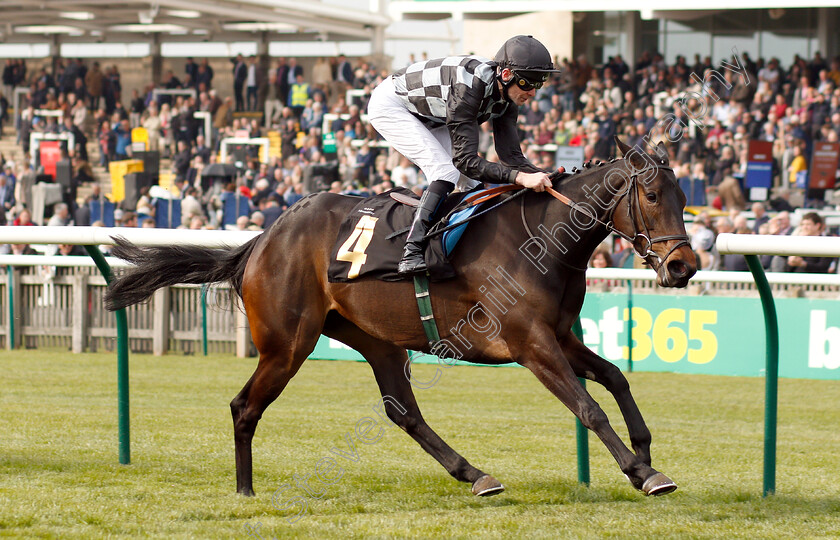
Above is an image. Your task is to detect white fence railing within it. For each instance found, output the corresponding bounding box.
[717,233,840,257]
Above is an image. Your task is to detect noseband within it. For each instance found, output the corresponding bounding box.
[542,164,690,270]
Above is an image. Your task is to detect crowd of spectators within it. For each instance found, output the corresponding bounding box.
[0,48,838,272]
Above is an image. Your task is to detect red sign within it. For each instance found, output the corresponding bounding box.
[39,140,62,179]
[809,142,840,189]
[747,140,773,162]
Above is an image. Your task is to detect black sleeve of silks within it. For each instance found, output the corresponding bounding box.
[492,105,544,174]
[446,82,518,184]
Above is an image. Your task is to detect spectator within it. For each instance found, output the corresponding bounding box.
[768,210,793,236]
[245,56,260,111]
[0,174,14,224]
[771,212,835,273]
[184,57,198,84]
[588,243,613,268]
[47,203,72,226]
[180,187,204,226]
[787,143,808,186]
[13,208,34,226]
[689,213,716,270]
[15,161,36,211]
[262,199,283,229]
[335,54,354,96]
[768,187,795,212]
[197,59,214,90]
[391,155,418,189]
[57,243,86,256]
[98,121,116,167]
[288,74,310,119]
[751,202,769,233]
[142,103,163,151]
[231,54,247,111]
[272,58,290,107]
[235,215,251,230]
[715,175,746,212]
[249,211,265,230]
[312,57,333,97]
[172,140,192,182]
[715,217,749,271]
[113,118,131,160]
[85,62,103,110]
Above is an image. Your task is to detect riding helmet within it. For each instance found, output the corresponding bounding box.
[494,35,561,81]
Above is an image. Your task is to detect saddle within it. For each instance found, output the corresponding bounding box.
[327,187,490,283]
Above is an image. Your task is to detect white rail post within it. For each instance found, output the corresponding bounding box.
[8,266,21,350]
[235,296,252,358]
[152,288,170,356]
[72,273,89,353]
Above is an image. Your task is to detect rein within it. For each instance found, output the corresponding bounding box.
[521,163,690,269]
[423,161,690,271]
[424,185,532,239]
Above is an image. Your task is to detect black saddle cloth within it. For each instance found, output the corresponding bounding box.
[327,188,473,283]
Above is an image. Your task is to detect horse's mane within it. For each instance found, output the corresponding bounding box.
[552,157,626,189]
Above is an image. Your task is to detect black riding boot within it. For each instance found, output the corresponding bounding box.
[398,181,453,275]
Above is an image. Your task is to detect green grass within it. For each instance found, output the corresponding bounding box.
[2,350,840,539]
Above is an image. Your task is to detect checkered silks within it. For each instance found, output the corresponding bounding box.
[391,56,509,127]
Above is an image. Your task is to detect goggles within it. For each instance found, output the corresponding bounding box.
[513,72,548,91]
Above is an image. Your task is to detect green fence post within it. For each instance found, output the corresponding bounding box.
[200,284,209,356]
[572,317,590,486]
[83,245,131,465]
[745,254,778,496]
[7,265,13,350]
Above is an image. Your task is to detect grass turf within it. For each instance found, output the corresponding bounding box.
[1,350,840,539]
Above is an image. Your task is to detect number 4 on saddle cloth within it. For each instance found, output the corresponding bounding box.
[327,187,490,283]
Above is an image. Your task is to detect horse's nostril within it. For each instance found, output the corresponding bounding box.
[668,260,689,278]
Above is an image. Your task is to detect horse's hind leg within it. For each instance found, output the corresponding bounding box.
[231,349,309,496]
[230,311,323,496]
[560,333,652,465]
[324,321,503,496]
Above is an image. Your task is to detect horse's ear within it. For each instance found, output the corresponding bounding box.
[615,135,650,169]
[614,136,632,157]
[656,141,670,165]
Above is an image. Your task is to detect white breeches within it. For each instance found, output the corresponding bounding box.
[367,77,480,191]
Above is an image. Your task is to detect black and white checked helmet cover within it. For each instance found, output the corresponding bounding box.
[390,55,509,127]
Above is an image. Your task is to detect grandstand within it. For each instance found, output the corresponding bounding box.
[0,1,836,274]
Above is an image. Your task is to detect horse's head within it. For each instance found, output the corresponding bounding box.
[609,137,697,288]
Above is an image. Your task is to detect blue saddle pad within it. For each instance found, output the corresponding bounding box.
[441,189,488,257]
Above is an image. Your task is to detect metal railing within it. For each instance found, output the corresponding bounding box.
[716,233,840,497]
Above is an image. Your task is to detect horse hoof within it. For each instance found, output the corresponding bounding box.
[472,475,504,496]
[642,472,677,496]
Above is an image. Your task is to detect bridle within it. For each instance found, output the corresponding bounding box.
[605,165,691,268]
[533,162,691,270]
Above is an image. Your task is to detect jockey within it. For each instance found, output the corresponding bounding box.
[367,35,559,275]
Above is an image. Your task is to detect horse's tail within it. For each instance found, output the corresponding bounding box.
[104,235,260,311]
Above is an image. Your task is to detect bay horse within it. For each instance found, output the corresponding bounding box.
[105,138,696,499]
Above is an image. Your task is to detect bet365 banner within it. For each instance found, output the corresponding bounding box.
[577,294,840,380]
[310,293,840,380]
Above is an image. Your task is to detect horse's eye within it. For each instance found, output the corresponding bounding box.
[646,192,658,203]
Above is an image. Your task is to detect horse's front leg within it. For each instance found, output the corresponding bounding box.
[518,327,676,496]
[559,332,652,466]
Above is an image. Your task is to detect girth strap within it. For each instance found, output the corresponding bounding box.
[413,274,441,347]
